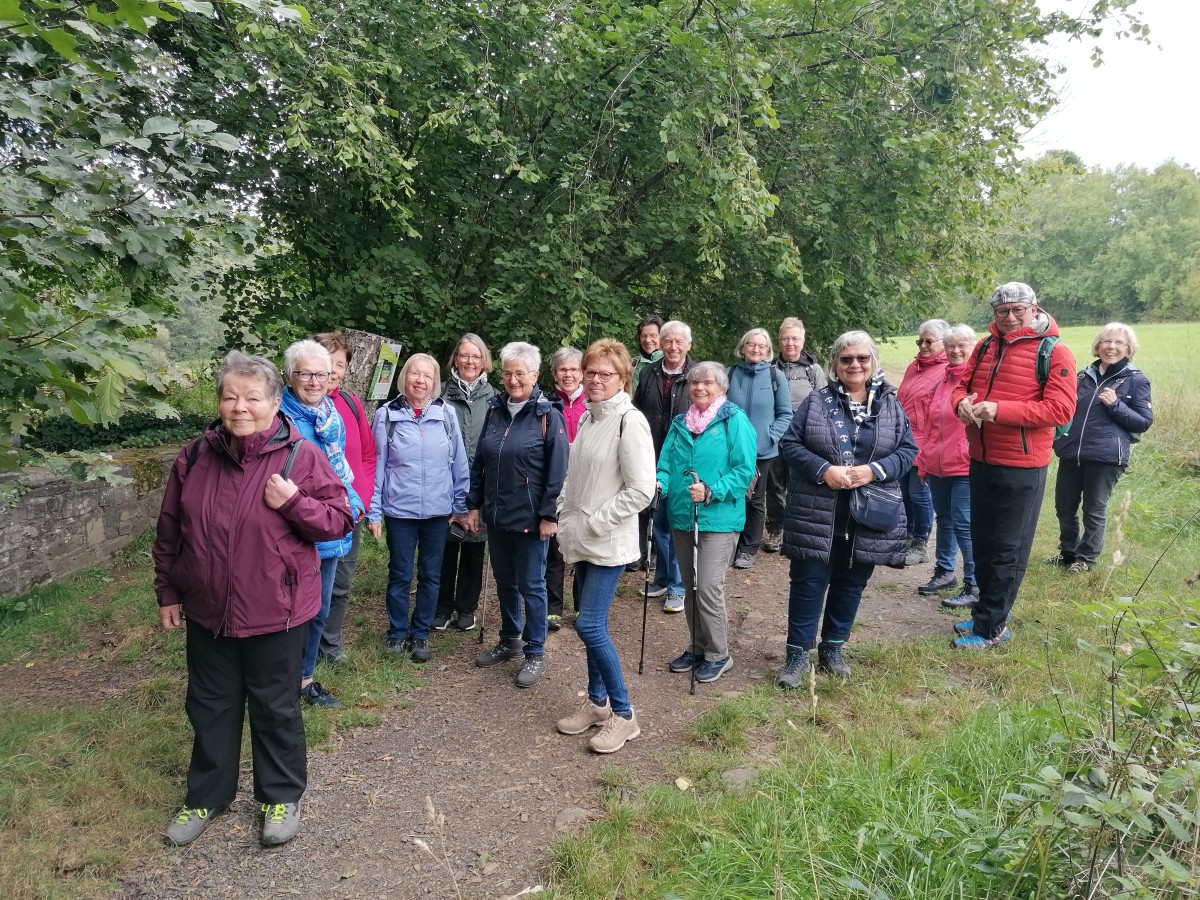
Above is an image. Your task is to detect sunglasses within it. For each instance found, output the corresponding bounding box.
[915,338,939,347]
[993,305,1030,319]
[838,355,873,365]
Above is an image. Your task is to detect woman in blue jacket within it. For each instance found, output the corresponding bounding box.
[1050,323,1152,573]
[725,328,792,569]
[368,353,470,662]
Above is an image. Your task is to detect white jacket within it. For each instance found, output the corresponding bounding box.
[556,391,656,566]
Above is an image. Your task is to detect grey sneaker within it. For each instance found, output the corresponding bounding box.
[941,583,980,609]
[410,638,432,662]
[776,648,811,690]
[917,567,958,595]
[260,801,302,847]
[903,538,928,567]
[164,806,223,846]
[645,585,668,599]
[515,655,546,688]
[817,641,851,678]
[732,552,754,569]
[476,639,524,667]
[663,593,685,613]
[762,528,782,553]
[694,655,733,683]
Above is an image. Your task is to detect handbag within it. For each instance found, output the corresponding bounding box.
[848,483,902,532]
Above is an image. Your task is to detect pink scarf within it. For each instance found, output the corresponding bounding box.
[685,396,725,434]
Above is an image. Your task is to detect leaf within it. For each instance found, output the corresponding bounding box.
[93,373,124,422]
[674,777,692,791]
[207,132,241,152]
[142,116,181,137]
[39,28,81,60]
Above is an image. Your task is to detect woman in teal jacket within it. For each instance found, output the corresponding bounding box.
[656,361,757,684]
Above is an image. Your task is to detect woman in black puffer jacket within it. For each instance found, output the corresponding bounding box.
[1050,323,1152,574]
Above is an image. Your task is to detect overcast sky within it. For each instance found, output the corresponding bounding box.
[1021,0,1199,171]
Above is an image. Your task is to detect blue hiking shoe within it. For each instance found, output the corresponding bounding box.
[952,618,974,636]
[951,626,1012,650]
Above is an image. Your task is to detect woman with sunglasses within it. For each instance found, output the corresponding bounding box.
[776,331,916,687]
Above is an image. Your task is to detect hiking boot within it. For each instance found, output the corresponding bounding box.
[300,681,340,708]
[645,584,668,599]
[1067,560,1092,574]
[694,655,733,683]
[384,636,411,655]
[547,614,563,632]
[904,537,928,567]
[668,649,699,673]
[732,552,754,569]
[588,710,640,754]
[476,639,524,667]
[941,583,980,610]
[165,806,223,846]
[663,593,685,613]
[432,614,451,631]
[762,528,783,554]
[626,558,648,573]
[816,641,851,678]
[557,697,612,735]
[260,801,302,847]
[515,655,546,688]
[317,650,347,668]
[951,626,1013,651]
[952,618,975,636]
[454,612,477,631]
[410,638,432,663]
[1044,553,1073,567]
[776,648,811,690]
[917,567,958,596]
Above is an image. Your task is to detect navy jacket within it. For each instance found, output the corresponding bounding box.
[779,382,917,567]
[467,387,569,533]
[1053,358,1152,467]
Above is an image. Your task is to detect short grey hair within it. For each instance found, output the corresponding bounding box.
[687,361,729,394]
[499,341,541,373]
[396,353,442,401]
[945,323,978,346]
[550,346,582,372]
[215,350,284,401]
[917,319,951,341]
[828,330,880,374]
[659,320,692,344]
[449,333,494,375]
[282,339,333,380]
[1093,322,1139,359]
[779,317,806,336]
[735,328,774,361]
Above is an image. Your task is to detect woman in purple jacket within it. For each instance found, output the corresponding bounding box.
[154,351,354,849]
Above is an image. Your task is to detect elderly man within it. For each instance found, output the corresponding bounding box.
[632,320,694,612]
[949,283,1076,650]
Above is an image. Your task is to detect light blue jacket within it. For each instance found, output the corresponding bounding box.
[368,397,470,522]
[726,360,793,459]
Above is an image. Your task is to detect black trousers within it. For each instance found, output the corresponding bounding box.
[436,537,486,617]
[736,457,775,557]
[544,534,580,616]
[765,455,790,534]
[183,619,308,809]
[969,461,1047,639]
[1054,459,1124,566]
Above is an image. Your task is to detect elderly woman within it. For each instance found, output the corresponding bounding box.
[466,342,569,688]
[545,346,585,630]
[726,327,792,569]
[555,339,656,752]
[368,354,470,661]
[657,362,757,684]
[896,319,949,567]
[312,331,376,667]
[280,339,365,709]
[153,351,353,848]
[916,324,979,609]
[764,317,827,553]
[1050,323,1152,573]
[777,331,917,687]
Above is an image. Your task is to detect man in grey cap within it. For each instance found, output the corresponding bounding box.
[947,282,1076,649]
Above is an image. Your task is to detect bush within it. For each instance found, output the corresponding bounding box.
[24,412,212,453]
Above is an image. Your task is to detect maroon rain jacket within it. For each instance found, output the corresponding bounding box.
[153,414,354,637]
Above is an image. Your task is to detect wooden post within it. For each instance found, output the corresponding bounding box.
[341,328,403,420]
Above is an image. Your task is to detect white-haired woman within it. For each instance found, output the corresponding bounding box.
[1050,323,1152,573]
[368,353,470,662]
[896,318,949,568]
[726,327,792,569]
[777,331,917,687]
[280,339,365,710]
[465,342,569,688]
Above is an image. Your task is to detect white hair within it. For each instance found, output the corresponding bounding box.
[282,339,333,379]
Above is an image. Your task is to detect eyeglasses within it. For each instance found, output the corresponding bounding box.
[1099,338,1128,346]
[838,355,873,365]
[993,305,1030,319]
[455,352,483,362]
[501,370,531,381]
[584,370,619,383]
[915,338,940,347]
[296,371,330,382]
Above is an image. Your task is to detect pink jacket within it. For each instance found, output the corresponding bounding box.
[330,388,376,515]
[555,387,587,442]
[897,351,948,449]
[915,362,970,477]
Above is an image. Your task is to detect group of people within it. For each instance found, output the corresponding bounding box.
[151,281,1153,849]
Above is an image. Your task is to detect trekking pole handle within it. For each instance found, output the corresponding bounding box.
[685,469,702,486]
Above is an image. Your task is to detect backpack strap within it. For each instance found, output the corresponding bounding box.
[184,436,204,476]
[344,390,364,426]
[280,440,303,479]
[1035,336,1060,386]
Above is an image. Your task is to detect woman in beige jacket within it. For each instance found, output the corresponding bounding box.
[554,339,657,753]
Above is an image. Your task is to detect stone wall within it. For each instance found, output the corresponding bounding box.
[0,448,177,598]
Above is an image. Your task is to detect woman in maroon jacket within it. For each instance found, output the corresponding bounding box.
[153,350,354,849]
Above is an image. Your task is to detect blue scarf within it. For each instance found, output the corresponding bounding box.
[280,388,354,488]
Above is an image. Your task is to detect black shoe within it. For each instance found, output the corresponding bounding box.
[317,650,348,668]
[625,558,648,573]
[694,656,733,683]
[410,639,433,662]
[547,614,563,632]
[300,681,341,708]
[1044,553,1073,567]
[941,584,980,609]
[476,640,524,667]
[776,648,810,689]
[432,614,451,631]
[515,655,546,688]
[762,528,783,554]
[454,612,477,631]
[917,567,958,596]
[384,636,411,654]
[668,649,700,673]
[732,552,754,569]
[816,642,851,678]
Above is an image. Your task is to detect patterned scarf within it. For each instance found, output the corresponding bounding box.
[280,388,354,486]
[828,368,887,425]
[685,395,726,434]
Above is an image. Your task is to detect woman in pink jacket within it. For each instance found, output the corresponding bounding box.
[914,324,978,609]
[896,319,949,567]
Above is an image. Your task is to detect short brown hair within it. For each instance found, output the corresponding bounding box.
[312,331,352,364]
[582,338,634,394]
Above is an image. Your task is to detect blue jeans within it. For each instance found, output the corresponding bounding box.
[488,529,549,656]
[900,468,933,542]
[384,515,449,641]
[651,500,684,595]
[573,562,631,717]
[302,556,339,680]
[786,536,874,650]
[928,475,975,586]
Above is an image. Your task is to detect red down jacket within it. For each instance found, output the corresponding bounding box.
[949,313,1077,469]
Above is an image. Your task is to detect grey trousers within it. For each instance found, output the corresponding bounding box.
[320,521,361,659]
[672,529,738,661]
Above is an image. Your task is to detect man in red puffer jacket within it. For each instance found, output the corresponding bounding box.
[949,283,1076,649]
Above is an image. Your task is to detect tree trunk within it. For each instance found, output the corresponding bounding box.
[341,328,404,420]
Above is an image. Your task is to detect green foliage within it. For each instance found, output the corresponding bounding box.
[23,411,210,452]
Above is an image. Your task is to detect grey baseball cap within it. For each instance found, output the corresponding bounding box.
[990,282,1036,307]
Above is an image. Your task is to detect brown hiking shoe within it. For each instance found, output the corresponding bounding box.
[588,709,640,754]
[556,697,612,735]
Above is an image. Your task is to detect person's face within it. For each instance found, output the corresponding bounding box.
[326,348,348,394]
[660,331,690,368]
[554,359,582,394]
[288,356,330,406]
[742,334,771,364]
[944,339,972,366]
[916,332,944,359]
[638,324,660,354]
[220,373,280,438]
[834,343,874,392]
[453,342,484,381]
[1096,333,1130,366]
[501,360,538,402]
[778,327,805,361]
[993,303,1037,336]
[403,360,437,405]
[583,358,624,403]
[689,374,722,411]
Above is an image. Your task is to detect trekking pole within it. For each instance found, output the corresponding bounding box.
[686,469,702,696]
[478,539,490,646]
[638,486,660,675]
